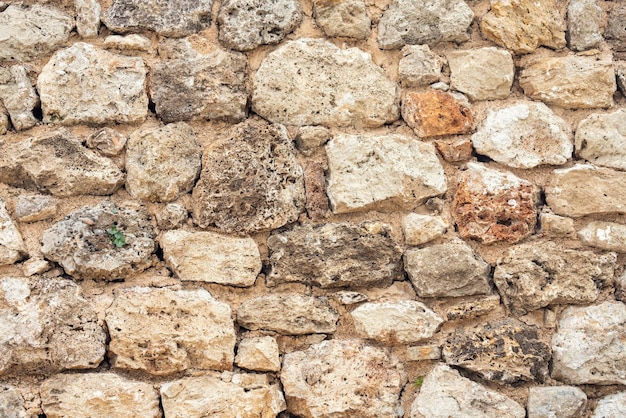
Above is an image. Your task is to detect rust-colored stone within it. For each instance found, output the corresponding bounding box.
[402,90,473,138]
[303,161,329,220]
[435,137,473,162]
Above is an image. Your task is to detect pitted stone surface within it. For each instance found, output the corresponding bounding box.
[592,392,626,418]
[0,65,38,131]
[575,109,626,170]
[0,385,28,418]
[267,222,403,289]
[155,204,187,230]
[398,45,442,87]
[192,118,305,234]
[0,198,25,266]
[578,221,626,252]
[402,90,473,138]
[447,48,514,101]
[567,0,602,51]
[75,0,101,38]
[313,0,371,39]
[106,287,236,375]
[252,38,399,128]
[86,128,127,157]
[527,386,587,418]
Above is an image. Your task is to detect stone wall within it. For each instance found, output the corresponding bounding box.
[1,0,626,416]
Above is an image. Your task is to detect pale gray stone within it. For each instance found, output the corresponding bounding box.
[567,0,602,51]
[15,195,57,223]
[576,109,626,170]
[155,203,187,230]
[398,45,443,87]
[592,392,626,418]
[605,4,626,51]
[0,385,28,418]
[527,386,587,418]
[75,0,101,38]
[0,198,25,266]
[86,128,127,157]
[402,213,448,246]
[334,291,368,305]
[235,336,281,372]
[313,0,371,39]
[406,345,441,361]
[103,34,152,52]
[0,65,39,131]
[579,221,626,252]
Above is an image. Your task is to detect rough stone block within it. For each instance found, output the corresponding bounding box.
[527,386,587,418]
[578,221,626,252]
[398,45,442,87]
[75,0,101,38]
[0,197,25,266]
[402,90,473,138]
[15,195,57,223]
[0,65,38,131]
[447,48,514,101]
[567,0,602,51]
[575,109,626,170]
[235,336,281,372]
[402,213,448,246]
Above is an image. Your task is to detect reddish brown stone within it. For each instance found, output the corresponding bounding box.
[303,161,329,220]
[435,137,473,162]
[401,90,473,138]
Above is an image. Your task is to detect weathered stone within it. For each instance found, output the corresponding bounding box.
[480,0,565,54]
[579,221,626,252]
[252,38,399,128]
[443,318,551,383]
[218,0,302,51]
[404,240,491,297]
[313,0,371,39]
[539,212,575,236]
[160,229,261,286]
[161,373,286,418]
[106,287,236,375]
[103,34,152,52]
[406,345,441,361]
[434,137,473,162]
[41,202,155,280]
[334,291,368,305]
[125,123,202,202]
[545,164,626,217]
[0,276,106,375]
[21,258,51,277]
[443,294,501,320]
[0,198,25,266]
[398,45,442,87]
[552,301,626,385]
[102,0,213,37]
[281,340,406,418]
[155,203,187,230]
[351,300,444,344]
[402,90,473,138]
[192,118,304,233]
[0,385,28,418]
[41,373,160,418]
[592,392,626,418]
[0,4,73,61]
[15,195,57,223]
[494,241,616,315]
[378,0,473,49]
[0,108,8,135]
[237,294,339,335]
[452,162,539,244]
[326,134,446,213]
[38,43,148,125]
[527,386,587,418]
[267,222,402,288]
[520,54,615,109]
[606,4,626,51]
[410,364,525,418]
[402,213,448,246]
[447,48,514,101]
[235,336,281,372]
[618,63,626,94]
[295,126,331,155]
[75,0,101,38]
[0,66,38,131]
[86,128,127,157]
[576,109,626,170]
[303,161,330,220]
[472,102,572,168]
[567,0,602,51]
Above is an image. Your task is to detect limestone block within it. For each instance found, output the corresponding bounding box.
[0,277,106,375]
[41,373,160,418]
[0,198,25,266]
[266,222,403,288]
[334,291,368,305]
[295,126,331,154]
[398,45,442,87]
[567,0,602,51]
[576,109,626,170]
[0,66,38,131]
[406,345,441,361]
[38,43,148,125]
[480,0,565,54]
[404,240,491,297]
[160,229,261,286]
[520,54,615,109]
[313,0,371,39]
[402,213,448,246]
[21,258,50,277]
[86,128,127,157]
[281,340,406,418]
[402,90,473,138]
[435,137,473,162]
[378,0,473,49]
[447,48,514,101]
[15,195,57,223]
[41,202,155,280]
[303,161,330,220]
[606,4,626,51]
[552,301,626,385]
[252,38,399,128]
[592,392,626,418]
[527,386,587,418]
[155,204,187,230]
[106,287,236,375]
[75,0,101,38]
[444,294,501,320]
[237,294,339,335]
[125,123,202,202]
[192,118,305,233]
[218,0,302,51]
[326,134,446,213]
[578,221,626,252]
[235,336,281,372]
[539,212,575,236]
[103,34,152,52]
[0,385,31,418]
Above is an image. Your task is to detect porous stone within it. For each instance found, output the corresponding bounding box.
[41,373,160,418]
[37,43,148,125]
[527,386,587,418]
[545,164,626,217]
[237,294,339,335]
[252,38,399,128]
[567,0,602,51]
[313,0,371,39]
[218,0,302,51]
[402,90,473,138]
[447,48,514,101]
[86,128,127,157]
[552,301,626,385]
[155,203,187,230]
[410,364,525,418]
[592,392,626,418]
[161,373,286,418]
[471,102,572,168]
[579,221,626,252]
[102,0,213,37]
[351,300,444,344]
[404,240,491,297]
[435,137,473,162]
[192,118,305,234]
[125,122,202,202]
[334,291,368,305]
[326,134,446,213]
[15,195,57,223]
[398,45,442,87]
[520,54,615,109]
[295,126,331,154]
[606,4,626,51]
[148,38,248,123]
[0,276,106,375]
[106,287,236,375]
[444,294,501,320]
[575,109,626,170]
[0,4,73,61]
[0,198,25,265]
[378,0,473,49]
[160,229,261,286]
[0,65,39,131]
[0,385,28,418]
[75,0,101,38]
[266,222,402,288]
[480,0,566,54]
[103,34,152,52]
[41,202,155,280]
[493,241,616,315]
[443,318,551,383]
[281,339,406,418]
[406,345,441,361]
[235,336,281,372]
[303,161,330,220]
[402,213,448,246]
[539,212,575,236]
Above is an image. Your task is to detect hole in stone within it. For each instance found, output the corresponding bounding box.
[32,104,43,121]
[148,100,157,114]
[475,154,493,163]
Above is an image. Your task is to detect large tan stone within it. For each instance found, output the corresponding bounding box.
[402,90,473,138]
[575,109,626,170]
[0,65,38,131]
[0,197,25,266]
[578,221,626,252]
[447,48,514,101]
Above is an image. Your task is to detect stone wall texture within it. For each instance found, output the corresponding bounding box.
[1,0,626,417]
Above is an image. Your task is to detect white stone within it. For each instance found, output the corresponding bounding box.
[0,65,38,131]
[235,336,280,372]
[75,0,101,38]
[0,197,25,266]
[402,213,448,245]
[575,109,626,170]
[21,258,50,277]
[399,45,442,87]
[592,392,626,418]
[103,34,152,52]
[527,386,587,418]
[0,385,28,418]
[578,221,626,252]
[15,195,57,223]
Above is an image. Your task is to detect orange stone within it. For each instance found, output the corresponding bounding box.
[402,90,473,138]
[435,137,473,162]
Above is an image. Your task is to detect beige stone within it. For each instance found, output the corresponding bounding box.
[313,0,370,39]
[592,392,626,418]
[578,221,626,252]
[406,345,441,361]
[443,294,501,320]
[576,109,626,170]
[0,385,28,418]
[399,45,442,87]
[447,48,514,101]
[21,258,50,276]
[567,0,602,51]
[75,0,101,38]
[103,34,152,52]
[235,336,281,372]
[0,65,39,131]
[294,126,331,155]
[86,128,127,157]
[539,212,575,236]
[527,386,587,418]
[0,108,8,135]
[155,204,187,230]
[0,197,25,266]
[402,213,448,246]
